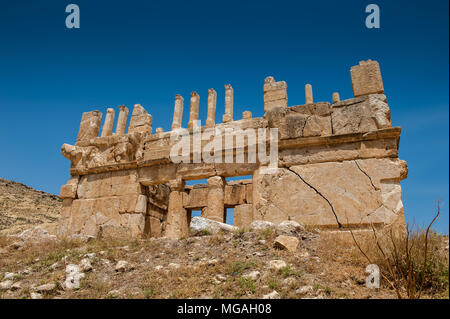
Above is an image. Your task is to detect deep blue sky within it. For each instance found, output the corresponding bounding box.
[0,0,448,232]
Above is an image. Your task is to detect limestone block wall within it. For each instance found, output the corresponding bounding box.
[252,158,407,229]
[58,59,408,240]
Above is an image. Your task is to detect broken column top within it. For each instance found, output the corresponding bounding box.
[172,95,184,130]
[76,110,102,145]
[263,76,287,91]
[129,104,152,134]
[263,76,288,111]
[223,85,234,123]
[70,59,388,143]
[188,91,200,130]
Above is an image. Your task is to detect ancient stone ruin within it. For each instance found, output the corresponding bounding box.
[58,60,408,240]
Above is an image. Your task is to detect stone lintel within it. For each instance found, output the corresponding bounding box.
[69,127,401,177]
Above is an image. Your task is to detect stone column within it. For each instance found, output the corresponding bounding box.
[115,105,129,135]
[76,110,102,145]
[171,95,184,130]
[222,84,233,123]
[206,176,225,223]
[188,92,200,130]
[305,84,313,104]
[165,179,189,239]
[263,76,287,112]
[350,60,384,97]
[332,92,340,104]
[101,108,115,137]
[206,89,217,128]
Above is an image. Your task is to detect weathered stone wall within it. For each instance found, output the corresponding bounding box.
[252,158,407,229]
[58,60,408,240]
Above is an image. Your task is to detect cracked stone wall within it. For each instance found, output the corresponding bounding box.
[252,158,407,230]
[58,169,170,239]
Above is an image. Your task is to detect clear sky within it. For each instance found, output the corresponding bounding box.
[0,0,448,233]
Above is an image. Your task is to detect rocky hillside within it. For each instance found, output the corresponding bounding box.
[0,178,62,236]
[0,226,400,299]
[0,222,448,299]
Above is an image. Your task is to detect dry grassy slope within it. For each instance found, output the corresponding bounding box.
[0,230,398,299]
[0,178,62,236]
[1,229,446,299]
[0,178,447,299]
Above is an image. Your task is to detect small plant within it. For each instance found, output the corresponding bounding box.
[200,229,211,236]
[227,261,256,276]
[268,278,278,290]
[259,228,274,240]
[208,233,225,245]
[292,269,303,278]
[280,265,292,278]
[234,228,246,239]
[350,200,446,299]
[143,287,157,299]
[237,276,256,294]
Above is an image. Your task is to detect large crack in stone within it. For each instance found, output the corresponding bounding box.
[354,160,378,191]
[286,167,343,228]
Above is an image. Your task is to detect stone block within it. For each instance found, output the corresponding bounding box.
[264,77,288,111]
[60,176,79,199]
[351,60,384,97]
[77,170,142,199]
[165,190,189,239]
[76,111,102,145]
[245,184,253,203]
[135,195,148,213]
[303,115,332,137]
[290,102,332,117]
[224,184,246,206]
[129,104,152,134]
[147,216,162,237]
[184,187,208,209]
[274,235,299,252]
[234,204,253,229]
[60,184,77,199]
[331,94,391,135]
